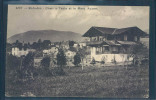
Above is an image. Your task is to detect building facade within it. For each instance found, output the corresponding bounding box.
[83,26,146,63]
[12,47,35,57]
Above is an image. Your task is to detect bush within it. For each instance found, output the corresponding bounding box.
[74,53,81,66]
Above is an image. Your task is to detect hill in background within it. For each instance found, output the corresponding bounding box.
[8,30,83,44]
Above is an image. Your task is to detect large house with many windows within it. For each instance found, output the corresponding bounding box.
[82,26,146,63]
[12,47,35,57]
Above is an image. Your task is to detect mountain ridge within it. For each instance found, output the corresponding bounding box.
[8,30,83,44]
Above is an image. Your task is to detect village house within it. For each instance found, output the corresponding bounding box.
[43,46,58,57]
[73,42,86,48]
[61,42,70,49]
[73,43,79,48]
[12,47,35,57]
[82,26,146,63]
[34,57,43,68]
[79,42,87,48]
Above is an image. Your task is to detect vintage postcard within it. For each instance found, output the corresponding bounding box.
[5,5,149,98]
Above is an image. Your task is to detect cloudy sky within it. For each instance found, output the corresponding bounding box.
[7,5,149,38]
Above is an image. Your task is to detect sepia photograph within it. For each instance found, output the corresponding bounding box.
[5,5,149,98]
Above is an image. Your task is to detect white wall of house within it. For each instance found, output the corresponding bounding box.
[73,43,78,48]
[43,47,58,54]
[12,47,30,57]
[91,54,133,63]
[79,42,86,48]
[91,47,133,63]
[34,57,43,67]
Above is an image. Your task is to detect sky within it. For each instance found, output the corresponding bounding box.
[7,5,149,38]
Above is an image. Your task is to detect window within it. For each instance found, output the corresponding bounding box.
[99,36,103,41]
[134,36,137,41]
[124,35,127,41]
[111,46,119,53]
[105,47,109,51]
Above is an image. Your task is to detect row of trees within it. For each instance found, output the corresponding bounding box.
[41,48,83,67]
[7,40,77,51]
[7,39,52,52]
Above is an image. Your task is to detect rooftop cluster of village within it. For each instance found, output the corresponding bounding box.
[6,26,148,67]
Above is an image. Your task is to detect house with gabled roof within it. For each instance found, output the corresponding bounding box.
[83,26,145,42]
[82,26,147,63]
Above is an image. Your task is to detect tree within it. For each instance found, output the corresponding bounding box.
[69,41,75,47]
[14,40,23,50]
[78,47,88,58]
[22,52,34,68]
[20,52,35,79]
[17,43,23,50]
[55,49,66,76]
[40,56,52,76]
[41,56,51,69]
[6,54,20,71]
[15,40,19,44]
[77,47,87,69]
[56,49,67,67]
[6,43,12,52]
[37,39,42,50]
[23,43,28,50]
[129,42,149,65]
[130,42,149,57]
[38,39,42,44]
[42,40,51,49]
[6,54,21,84]
[74,52,81,66]
[27,42,31,48]
[32,42,38,49]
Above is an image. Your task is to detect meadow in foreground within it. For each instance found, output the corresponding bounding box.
[5,64,149,98]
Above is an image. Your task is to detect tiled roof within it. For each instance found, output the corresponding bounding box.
[94,27,115,34]
[83,26,146,37]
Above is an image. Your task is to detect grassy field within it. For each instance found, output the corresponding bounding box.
[5,64,149,98]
